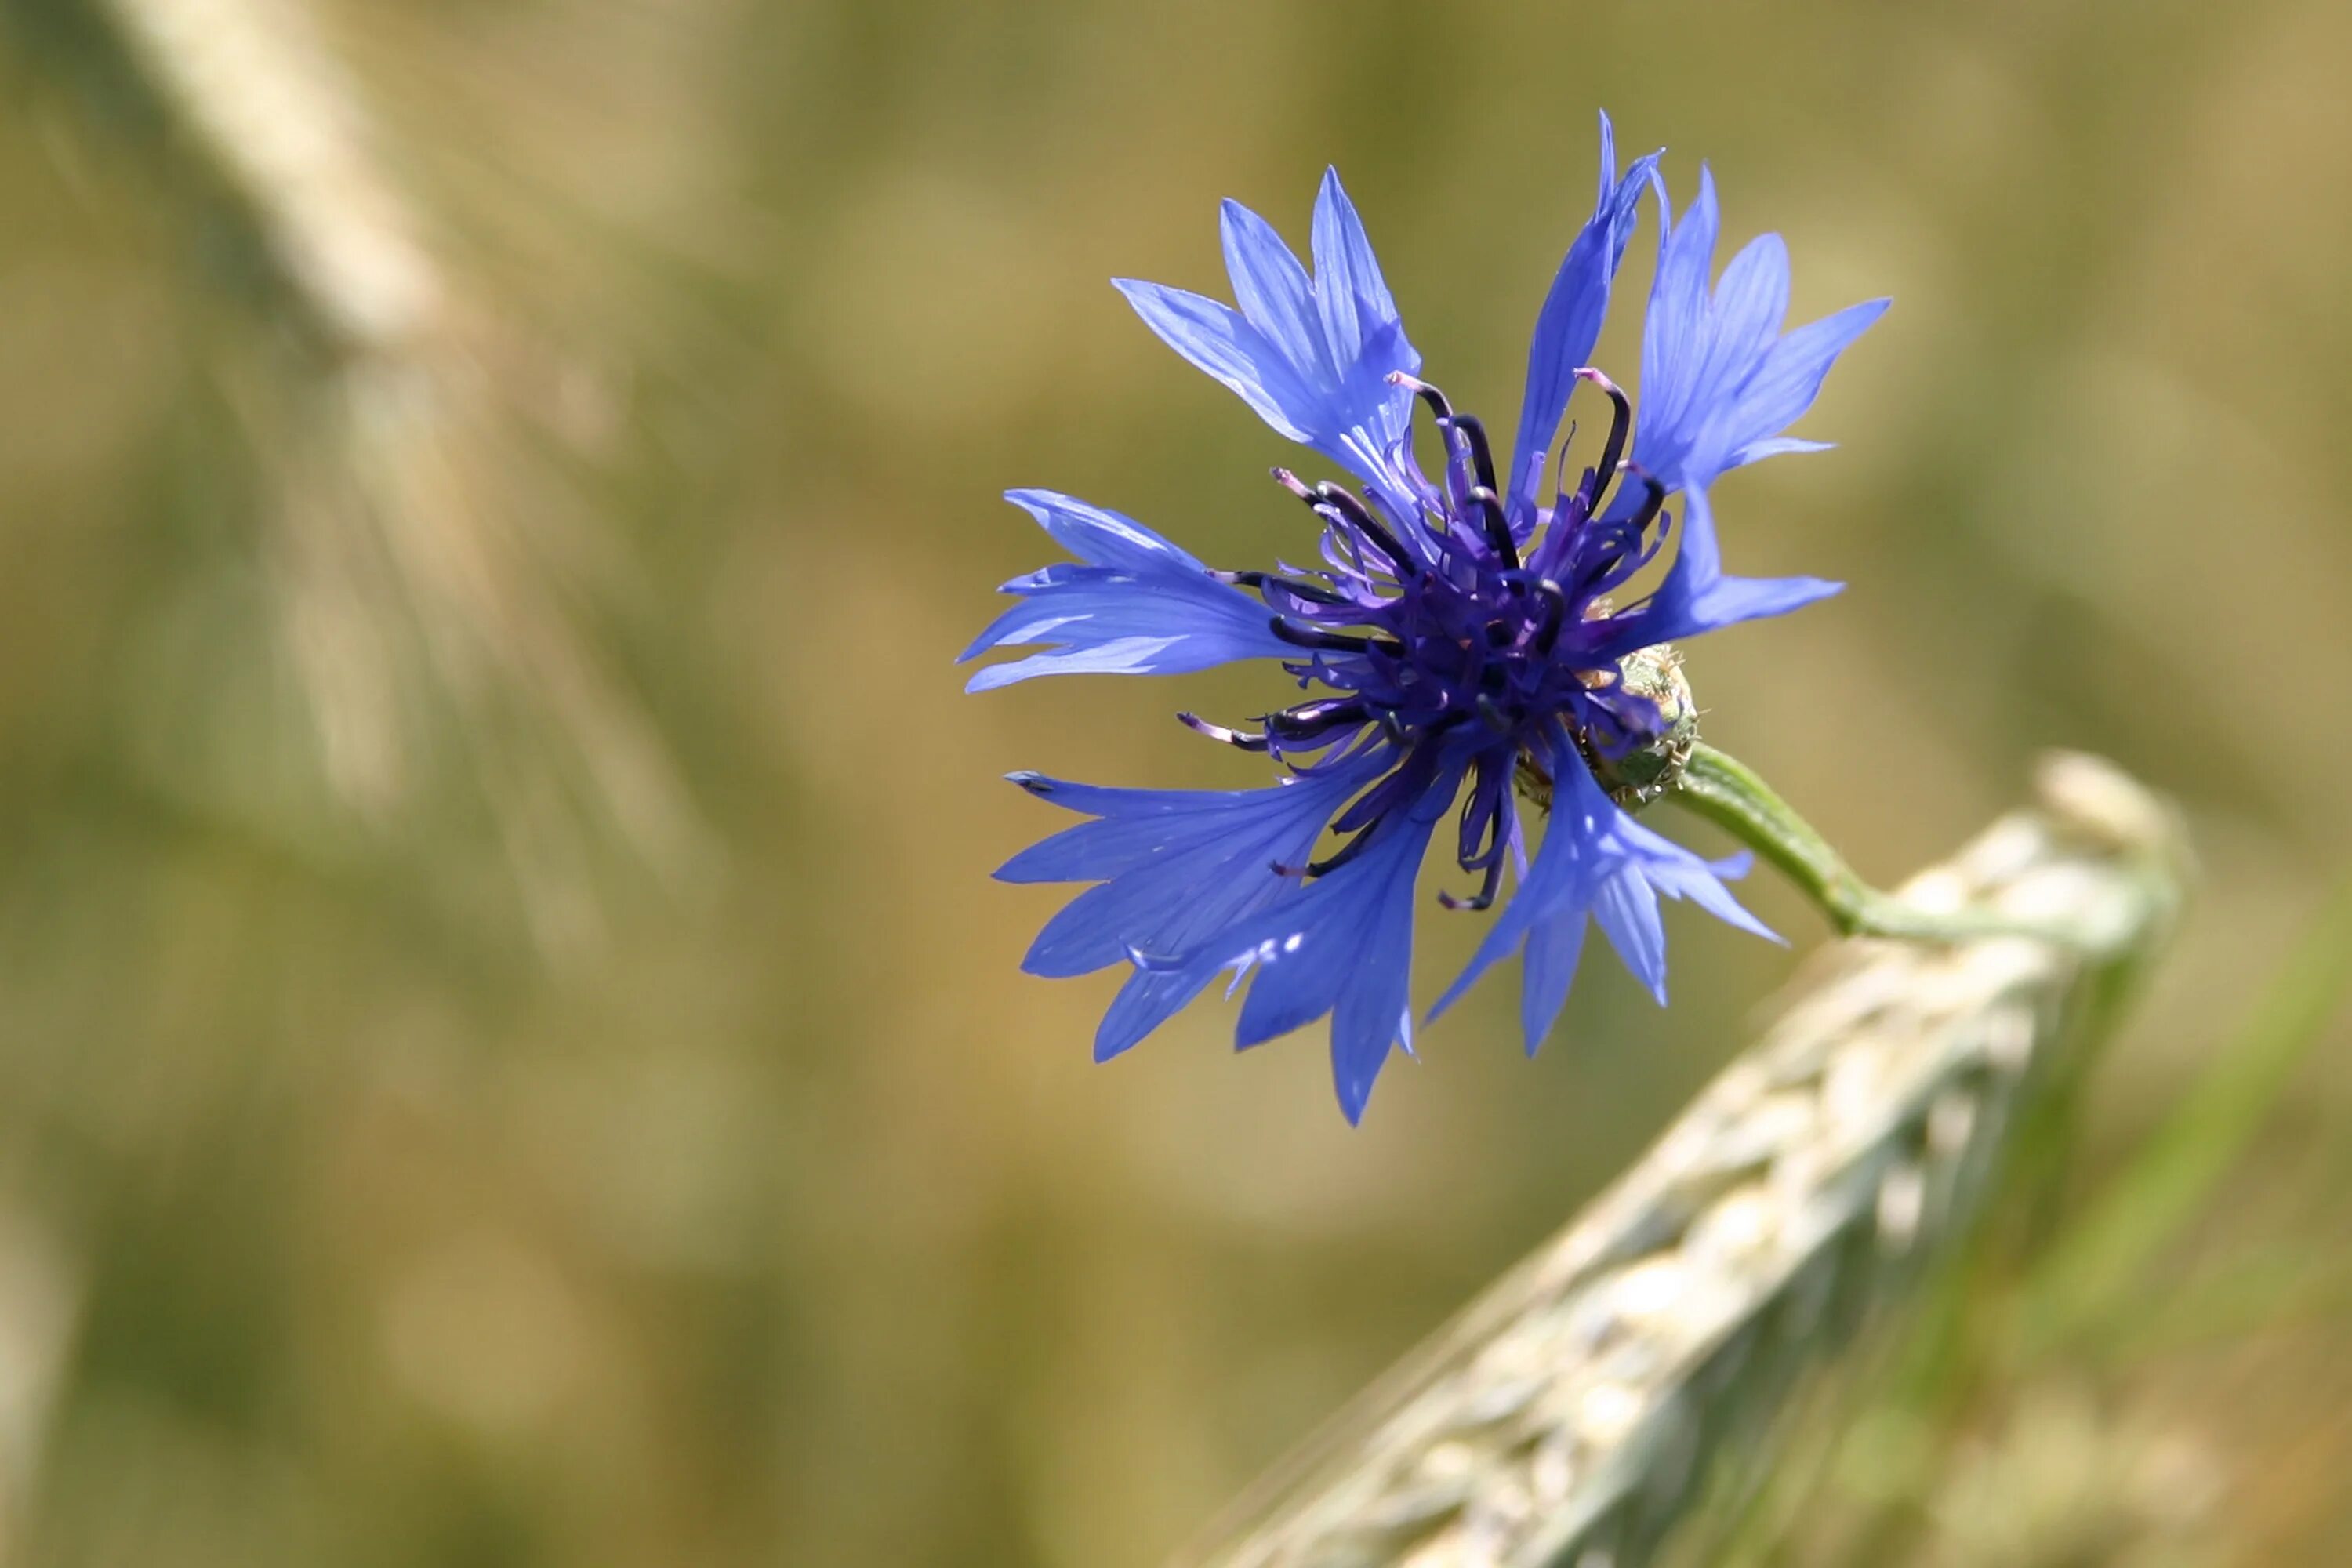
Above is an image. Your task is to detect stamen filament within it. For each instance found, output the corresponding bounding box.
[1617,468,1666,535]
[1466,485,1519,571]
[1388,372,1454,423]
[1266,699,1370,739]
[1311,482,1418,576]
[1572,367,1633,511]
[1305,824,1380,878]
[1447,412,1501,495]
[1437,858,1506,912]
[1269,616,1401,658]
[1533,579,1568,654]
[1176,711,1270,750]
[1272,468,1417,575]
[1213,568,1353,608]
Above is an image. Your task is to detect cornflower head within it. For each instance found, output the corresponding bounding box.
[964,115,1888,1122]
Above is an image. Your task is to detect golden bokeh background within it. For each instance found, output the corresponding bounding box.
[0,0,2347,1562]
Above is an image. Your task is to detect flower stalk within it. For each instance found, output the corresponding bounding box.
[1667,742,2097,946]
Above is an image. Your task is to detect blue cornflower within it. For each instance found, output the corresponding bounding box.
[964,116,1888,1122]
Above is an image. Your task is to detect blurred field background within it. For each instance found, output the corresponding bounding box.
[0,0,2347,1563]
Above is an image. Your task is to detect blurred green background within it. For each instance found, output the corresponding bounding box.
[0,0,2347,1563]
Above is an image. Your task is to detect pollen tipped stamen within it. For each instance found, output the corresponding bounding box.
[1269,615,1400,658]
[1275,468,1417,575]
[1437,857,1505,913]
[1311,482,1418,575]
[1304,825,1379,878]
[1572,367,1633,511]
[1393,376,1497,512]
[1388,372,1454,423]
[1176,711,1269,750]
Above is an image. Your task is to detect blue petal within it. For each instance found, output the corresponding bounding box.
[1113,278,1321,445]
[1628,166,1886,495]
[1619,837,1778,945]
[961,590,1292,690]
[1230,818,1429,1123]
[1592,485,1842,655]
[1734,437,1835,464]
[1635,166,1720,463]
[1221,199,1323,375]
[1686,234,1789,412]
[1308,168,1396,371]
[998,488,1212,576]
[1519,912,1588,1058]
[996,773,1321,884]
[1707,299,1891,472]
[1326,318,1421,510]
[1429,731,1773,1054]
[1118,183,1420,504]
[1509,114,1661,510]
[1592,866,1668,1004]
[1027,840,1276,978]
[961,491,1295,689]
[1159,764,1459,1123]
[995,761,1381,1062]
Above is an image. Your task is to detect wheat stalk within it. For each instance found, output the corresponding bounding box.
[1181,753,2188,1568]
[64,0,705,946]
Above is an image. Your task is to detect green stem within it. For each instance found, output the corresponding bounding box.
[1668,742,2059,943]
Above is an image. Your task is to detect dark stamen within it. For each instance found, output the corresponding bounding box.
[1269,616,1399,657]
[1378,710,1410,747]
[1466,485,1519,571]
[1447,413,1500,495]
[1311,482,1417,575]
[1454,773,1504,869]
[1213,568,1352,608]
[1270,466,1316,501]
[1177,711,1269,750]
[1618,467,1666,535]
[1550,419,1580,510]
[1388,372,1454,423]
[1305,824,1380,878]
[1438,856,1506,913]
[1572,368,1633,511]
[1533,579,1569,654]
[1274,468,1415,575]
[1266,699,1370,738]
[1475,694,1515,734]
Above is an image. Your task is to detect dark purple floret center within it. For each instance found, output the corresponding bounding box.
[1181,371,1683,908]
